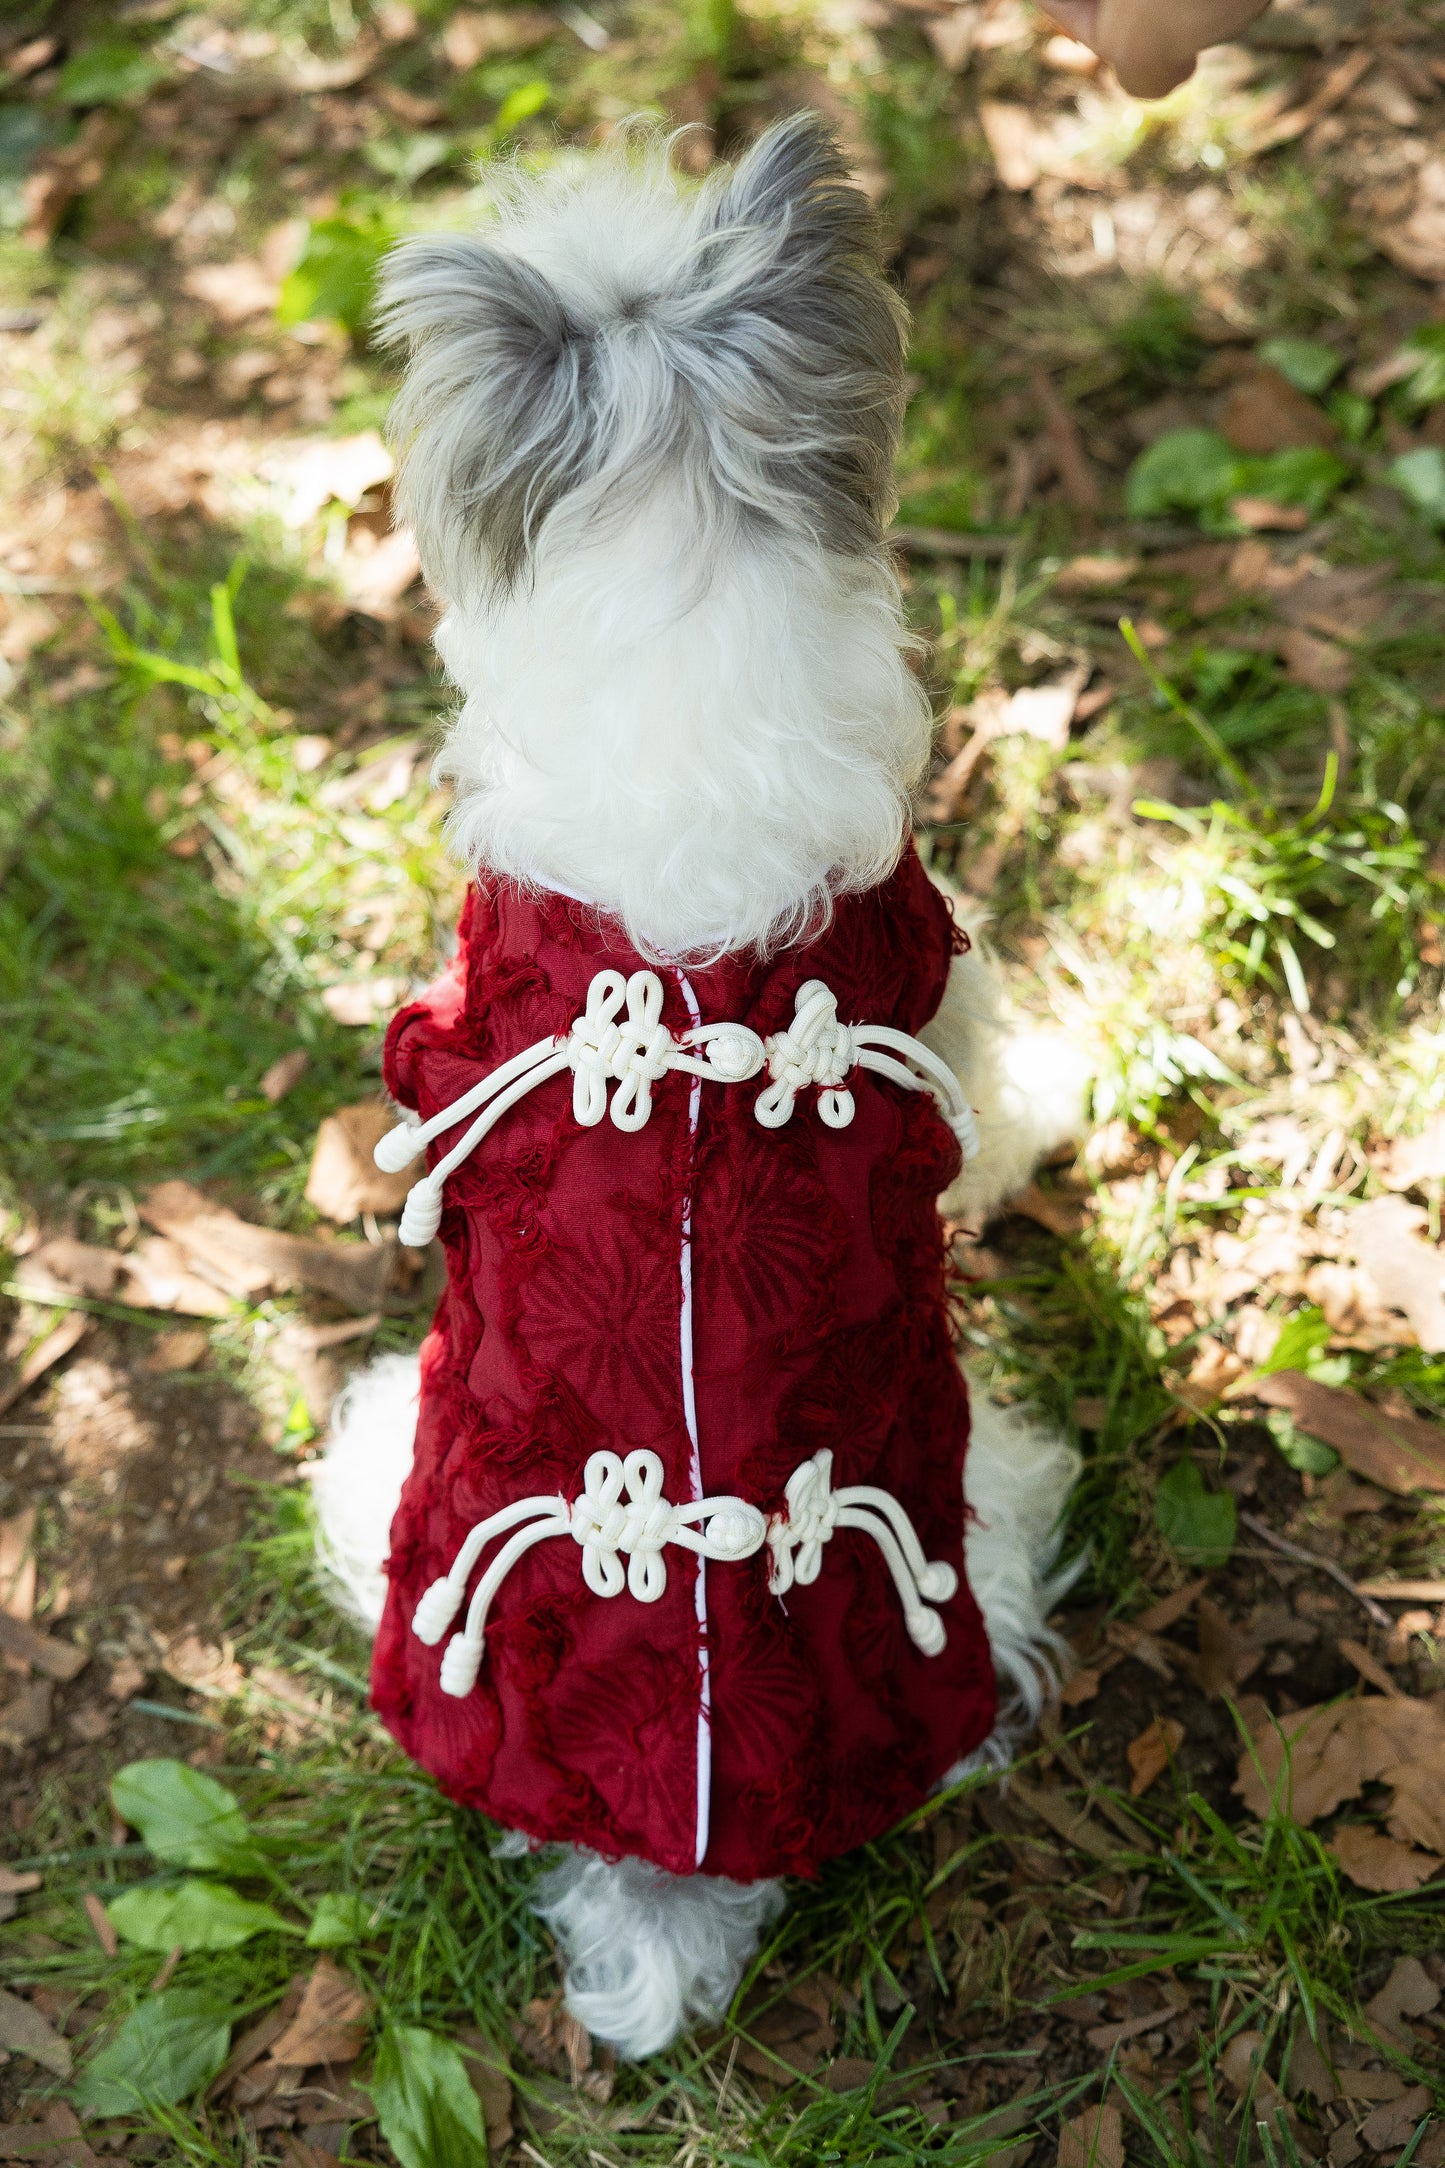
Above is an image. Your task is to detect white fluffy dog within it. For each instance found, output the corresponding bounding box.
[312,114,1087,2061]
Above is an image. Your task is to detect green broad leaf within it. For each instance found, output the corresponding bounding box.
[71,1991,231,2117]
[111,1760,255,1872]
[1266,1407,1340,1476]
[1126,428,1239,520]
[1154,1461,1237,1568]
[58,43,166,106]
[1400,323,1445,409]
[306,1891,375,1947]
[1235,446,1347,515]
[491,80,549,136]
[108,1879,289,1952]
[1389,446,1445,527]
[367,2024,489,2168]
[276,214,393,334]
[1253,1306,1331,1379]
[1257,338,1342,396]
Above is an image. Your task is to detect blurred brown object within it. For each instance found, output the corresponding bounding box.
[306,1103,417,1223]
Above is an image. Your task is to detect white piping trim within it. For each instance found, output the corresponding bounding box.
[674,967,711,1869]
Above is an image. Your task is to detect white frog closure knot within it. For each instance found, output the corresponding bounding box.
[413,1443,960,1698]
[373,967,979,1246]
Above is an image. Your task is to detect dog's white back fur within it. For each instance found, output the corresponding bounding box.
[312,115,1086,2063]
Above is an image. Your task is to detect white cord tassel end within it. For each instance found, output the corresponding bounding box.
[412,1578,463,1645]
[374,1120,426,1173]
[439,1634,483,1698]
[398,1176,444,1248]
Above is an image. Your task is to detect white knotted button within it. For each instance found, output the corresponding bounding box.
[767,1448,957,1656]
[754,980,979,1157]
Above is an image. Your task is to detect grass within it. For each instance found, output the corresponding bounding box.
[4,0,1445,2157]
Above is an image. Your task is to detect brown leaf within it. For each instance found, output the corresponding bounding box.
[1057,2104,1124,2168]
[1220,369,1336,455]
[140,1180,394,1314]
[1348,1196,1445,1351]
[1193,1598,1262,1698]
[1274,562,1394,640]
[0,1869,41,1896]
[1085,2005,1178,2052]
[105,1658,146,1702]
[1360,2085,1432,2152]
[925,6,981,70]
[441,7,556,66]
[0,2104,98,2168]
[1331,1826,1444,1891]
[14,1238,125,1304]
[0,1507,37,1624]
[269,1961,370,2069]
[261,1049,310,1104]
[1126,1716,1184,1796]
[1253,1373,1445,1494]
[1059,1666,1101,1707]
[1366,1956,1440,2039]
[456,2026,513,2149]
[1228,495,1311,532]
[1279,626,1353,694]
[142,1328,209,1373]
[0,1612,87,1681]
[118,1235,233,1318]
[180,261,281,326]
[1235,1693,1445,1825]
[82,1891,118,1958]
[1009,1178,1088,1236]
[1380,1112,1445,1193]
[979,102,1041,191]
[0,1987,72,2078]
[1133,1580,1210,1635]
[1247,47,1372,148]
[306,1103,417,1224]
[0,1679,52,1749]
[0,1311,91,1418]
[161,1633,245,1700]
[1055,555,1139,593]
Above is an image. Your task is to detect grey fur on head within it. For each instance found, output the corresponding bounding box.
[376,113,908,602]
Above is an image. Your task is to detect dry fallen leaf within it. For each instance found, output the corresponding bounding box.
[162,1633,245,1700]
[1360,2086,1433,2153]
[456,2026,514,2150]
[180,260,281,326]
[441,6,556,67]
[269,1959,370,2068]
[1328,1825,1444,1892]
[141,1180,394,1314]
[0,1311,91,1419]
[1253,1373,1445,1494]
[0,1611,87,1681]
[1192,1598,1262,1698]
[336,528,422,619]
[0,1987,72,2078]
[1348,1196,1445,1351]
[1365,1956,1440,2041]
[0,1507,37,1624]
[1235,1693,1445,1831]
[306,1103,417,1224]
[1127,1716,1185,1796]
[1279,626,1353,695]
[1057,2103,1124,2168]
[260,1048,310,1104]
[978,102,1040,191]
[1219,369,1336,455]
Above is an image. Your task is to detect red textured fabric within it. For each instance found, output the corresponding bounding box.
[371,843,997,1882]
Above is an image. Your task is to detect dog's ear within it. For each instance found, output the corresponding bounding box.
[703,110,869,264]
[690,112,907,552]
[376,236,596,600]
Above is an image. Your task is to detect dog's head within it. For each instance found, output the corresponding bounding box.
[377,114,907,606]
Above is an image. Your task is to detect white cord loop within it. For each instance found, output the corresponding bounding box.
[413,1449,767,1698]
[759,982,980,1160]
[413,1446,956,1695]
[376,970,978,1245]
[767,1450,958,1657]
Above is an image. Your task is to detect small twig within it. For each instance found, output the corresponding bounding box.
[891,525,1017,560]
[1239,1510,1392,1630]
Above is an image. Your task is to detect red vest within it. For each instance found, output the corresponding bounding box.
[371,845,996,1882]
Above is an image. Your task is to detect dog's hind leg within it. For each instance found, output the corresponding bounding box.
[309,1352,420,1631]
